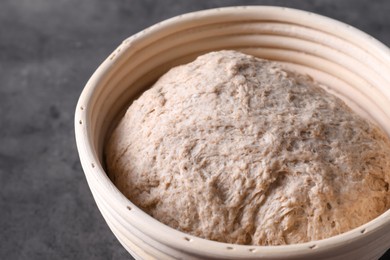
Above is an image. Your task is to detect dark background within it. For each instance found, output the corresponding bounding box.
[1,0,390,259]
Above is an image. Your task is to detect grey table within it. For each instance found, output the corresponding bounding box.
[1,0,389,259]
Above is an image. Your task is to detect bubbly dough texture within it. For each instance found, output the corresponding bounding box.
[106,50,390,245]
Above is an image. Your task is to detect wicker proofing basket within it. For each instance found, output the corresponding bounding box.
[75,6,390,260]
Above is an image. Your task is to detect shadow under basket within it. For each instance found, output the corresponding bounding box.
[75,6,390,260]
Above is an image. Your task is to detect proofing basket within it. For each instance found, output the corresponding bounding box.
[75,6,390,260]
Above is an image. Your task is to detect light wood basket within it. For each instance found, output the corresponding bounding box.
[75,6,390,260]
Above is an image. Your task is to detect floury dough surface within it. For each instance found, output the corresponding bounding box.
[106,50,390,245]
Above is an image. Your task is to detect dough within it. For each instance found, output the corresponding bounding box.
[106,50,390,245]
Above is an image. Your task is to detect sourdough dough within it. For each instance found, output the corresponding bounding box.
[106,50,390,245]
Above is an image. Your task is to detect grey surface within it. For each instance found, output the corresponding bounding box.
[1,0,390,259]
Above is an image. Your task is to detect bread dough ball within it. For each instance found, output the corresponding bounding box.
[106,50,390,245]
